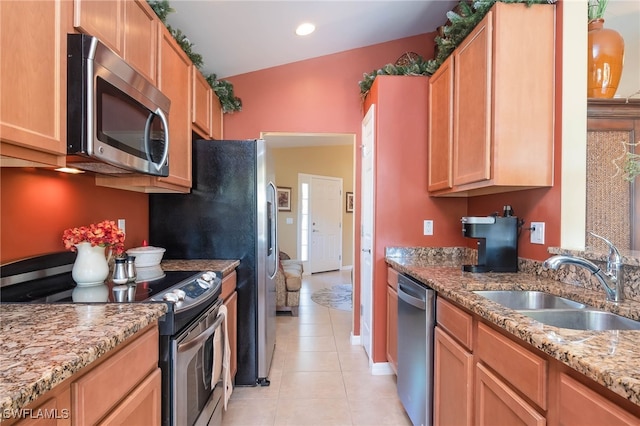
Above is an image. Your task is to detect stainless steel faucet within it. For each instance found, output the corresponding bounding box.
[543,232,624,302]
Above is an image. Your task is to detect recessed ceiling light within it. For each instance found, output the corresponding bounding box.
[296,22,315,36]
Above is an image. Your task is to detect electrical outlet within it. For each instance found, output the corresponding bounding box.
[117,219,126,234]
[423,220,434,236]
[530,222,545,244]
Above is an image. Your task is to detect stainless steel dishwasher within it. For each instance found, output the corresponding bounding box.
[397,273,436,426]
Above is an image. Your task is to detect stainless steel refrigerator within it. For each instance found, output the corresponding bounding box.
[149,139,278,386]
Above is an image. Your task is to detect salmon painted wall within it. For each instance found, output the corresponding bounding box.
[222,34,438,139]
[0,168,149,263]
[366,76,468,362]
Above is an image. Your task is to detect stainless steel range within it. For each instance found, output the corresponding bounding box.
[1,252,226,426]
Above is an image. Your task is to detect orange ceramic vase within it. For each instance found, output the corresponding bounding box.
[587,19,625,98]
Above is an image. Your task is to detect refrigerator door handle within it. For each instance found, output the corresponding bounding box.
[267,181,278,280]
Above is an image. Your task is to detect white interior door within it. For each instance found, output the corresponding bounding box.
[308,175,342,273]
[360,104,375,361]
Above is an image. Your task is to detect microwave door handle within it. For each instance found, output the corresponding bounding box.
[144,108,170,173]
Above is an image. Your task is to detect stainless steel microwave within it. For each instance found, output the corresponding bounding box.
[66,34,170,176]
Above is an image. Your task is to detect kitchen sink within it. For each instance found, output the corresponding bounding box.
[474,290,588,310]
[518,309,640,331]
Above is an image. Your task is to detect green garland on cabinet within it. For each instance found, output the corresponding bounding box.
[358,0,556,98]
[147,0,242,113]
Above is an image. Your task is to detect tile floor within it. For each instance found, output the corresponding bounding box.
[222,269,412,426]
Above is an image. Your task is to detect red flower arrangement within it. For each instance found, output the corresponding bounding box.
[62,220,126,255]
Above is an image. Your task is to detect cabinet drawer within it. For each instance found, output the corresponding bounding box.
[72,326,159,425]
[476,323,547,409]
[558,373,640,425]
[221,270,237,300]
[387,267,398,291]
[436,298,473,351]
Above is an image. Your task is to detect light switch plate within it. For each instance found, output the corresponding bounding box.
[117,219,126,234]
[531,222,545,244]
[286,218,294,225]
[423,220,433,236]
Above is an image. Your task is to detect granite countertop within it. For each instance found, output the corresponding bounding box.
[386,255,640,407]
[0,259,239,417]
[0,303,167,416]
[161,259,240,277]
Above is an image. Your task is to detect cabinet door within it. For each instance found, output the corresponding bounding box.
[123,0,157,85]
[211,95,223,140]
[452,11,492,186]
[428,55,454,191]
[434,327,473,426]
[15,387,71,426]
[157,25,192,188]
[0,0,68,167]
[558,373,640,426]
[73,0,124,54]
[386,285,398,372]
[475,364,546,426]
[97,369,161,426]
[225,291,238,379]
[192,66,213,138]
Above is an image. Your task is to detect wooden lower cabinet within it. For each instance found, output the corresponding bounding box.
[557,373,640,426]
[434,296,640,425]
[13,325,160,426]
[221,270,238,380]
[434,327,473,426]
[386,267,398,372]
[475,363,546,426]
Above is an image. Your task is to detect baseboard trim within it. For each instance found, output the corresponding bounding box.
[350,333,361,345]
[370,362,394,376]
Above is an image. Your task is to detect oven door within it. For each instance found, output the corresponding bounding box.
[172,299,225,426]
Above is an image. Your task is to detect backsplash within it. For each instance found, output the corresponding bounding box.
[386,246,640,303]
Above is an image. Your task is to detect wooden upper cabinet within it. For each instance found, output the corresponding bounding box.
[192,66,213,138]
[123,0,158,85]
[211,95,224,140]
[453,14,492,187]
[75,0,157,85]
[74,0,124,55]
[0,0,70,168]
[157,25,192,189]
[428,2,555,197]
[428,55,454,191]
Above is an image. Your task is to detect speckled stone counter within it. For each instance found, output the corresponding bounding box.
[161,259,239,276]
[0,303,167,416]
[386,250,640,407]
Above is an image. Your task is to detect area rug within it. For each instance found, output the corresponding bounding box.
[311,284,353,311]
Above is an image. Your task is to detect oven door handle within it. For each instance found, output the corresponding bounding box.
[177,313,224,354]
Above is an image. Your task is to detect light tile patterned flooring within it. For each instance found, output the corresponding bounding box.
[222,270,412,426]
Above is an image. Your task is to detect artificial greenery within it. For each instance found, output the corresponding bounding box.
[147,0,173,24]
[146,0,242,113]
[167,26,204,69]
[206,74,243,113]
[588,0,609,21]
[623,152,640,181]
[358,0,555,98]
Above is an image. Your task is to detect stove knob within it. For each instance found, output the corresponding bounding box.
[172,289,186,300]
[201,272,215,282]
[197,278,211,289]
[163,292,179,302]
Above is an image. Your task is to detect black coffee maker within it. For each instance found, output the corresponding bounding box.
[461,205,520,273]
